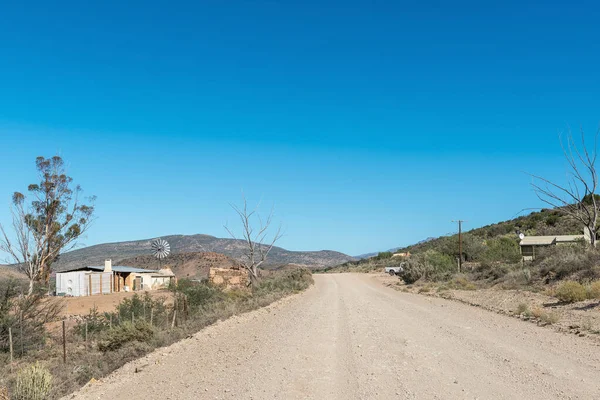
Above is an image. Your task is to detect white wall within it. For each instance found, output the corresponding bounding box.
[56,271,87,297]
[56,271,112,296]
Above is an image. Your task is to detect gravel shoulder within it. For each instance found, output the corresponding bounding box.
[67,274,600,400]
[377,274,600,340]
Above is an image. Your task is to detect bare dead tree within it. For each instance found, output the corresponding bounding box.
[224,196,283,285]
[0,156,95,295]
[529,129,599,248]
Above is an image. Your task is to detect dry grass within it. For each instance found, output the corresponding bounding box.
[516,303,529,315]
[586,281,600,299]
[555,281,587,303]
[530,307,560,324]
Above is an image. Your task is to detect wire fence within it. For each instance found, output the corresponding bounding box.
[0,292,189,371]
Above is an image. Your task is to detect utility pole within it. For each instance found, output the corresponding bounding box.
[452,220,466,272]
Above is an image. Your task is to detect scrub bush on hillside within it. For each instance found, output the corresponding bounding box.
[481,237,521,264]
[535,245,600,282]
[401,250,456,284]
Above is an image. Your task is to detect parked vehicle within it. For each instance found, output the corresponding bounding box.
[384,264,405,276]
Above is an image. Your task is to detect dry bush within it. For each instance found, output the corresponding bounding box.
[470,262,510,282]
[449,276,476,290]
[530,307,559,324]
[555,281,587,303]
[586,281,600,299]
[497,268,533,289]
[418,284,433,293]
[516,303,529,315]
[535,246,600,282]
[14,362,52,400]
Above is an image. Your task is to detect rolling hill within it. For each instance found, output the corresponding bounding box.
[325,208,584,272]
[53,234,356,271]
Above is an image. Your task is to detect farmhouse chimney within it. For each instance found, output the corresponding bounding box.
[104,259,112,273]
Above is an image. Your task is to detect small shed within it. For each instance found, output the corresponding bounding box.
[56,259,175,296]
[519,236,556,261]
[519,234,587,261]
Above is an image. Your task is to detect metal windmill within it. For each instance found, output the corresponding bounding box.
[151,238,171,269]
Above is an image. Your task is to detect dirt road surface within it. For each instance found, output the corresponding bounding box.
[68,274,600,399]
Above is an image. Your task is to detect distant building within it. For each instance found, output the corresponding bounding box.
[392,252,410,258]
[56,259,175,297]
[519,232,588,261]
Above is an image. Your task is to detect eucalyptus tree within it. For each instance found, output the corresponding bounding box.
[0,156,95,294]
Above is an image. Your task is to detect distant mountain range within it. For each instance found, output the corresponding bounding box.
[53,234,356,271]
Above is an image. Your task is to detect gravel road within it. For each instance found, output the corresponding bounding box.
[69,274,600,399]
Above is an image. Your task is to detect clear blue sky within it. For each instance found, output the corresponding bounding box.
[0,1,599,256]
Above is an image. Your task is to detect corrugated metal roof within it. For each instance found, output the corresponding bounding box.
[519,235,585,246]
[554,235,585,242]
[519,236,556,246]
[59,266,160,274]
[88,266,160,273]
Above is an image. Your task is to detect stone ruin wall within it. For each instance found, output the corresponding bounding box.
[208,267,249,289]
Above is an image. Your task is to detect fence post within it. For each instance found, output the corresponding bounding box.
[143,302,146,320]
[132,312,135,324]
[20,311,24,357]
[85,321,88,347]
[171,310,177,329]
[165,310,169,329]
[9,327,13,372]
[184,297,188,321]
[62,320,66,364]
[150,308,153,327]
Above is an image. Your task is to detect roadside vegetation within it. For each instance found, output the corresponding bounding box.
[0,268,313,399]
[323,210,600,294]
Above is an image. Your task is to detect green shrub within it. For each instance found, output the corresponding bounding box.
[545,214,560,226]
[97,321,155,352]
[0,279,62,356]
[401,250,456,284]
[14,362,52,400]
[254,268,313,295]
[75,306,109,337]
[481,237,521,264]
[555,281,587,303]
[114,292,167,325]
[179,281,225,310]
